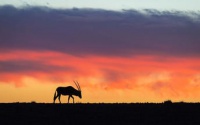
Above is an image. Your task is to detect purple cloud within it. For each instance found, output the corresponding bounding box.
[0,6,200,57]
[0,60,74,73]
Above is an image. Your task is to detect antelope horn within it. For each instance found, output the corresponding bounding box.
[76,81,81,91]
[74,80,80,90]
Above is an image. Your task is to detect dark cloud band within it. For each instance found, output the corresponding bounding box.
[0,6,200,57]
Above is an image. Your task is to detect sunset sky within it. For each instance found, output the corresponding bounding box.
[0,0,200,103]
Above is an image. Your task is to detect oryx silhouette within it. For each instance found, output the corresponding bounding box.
[53,81,82,103]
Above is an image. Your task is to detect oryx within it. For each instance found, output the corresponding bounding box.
[53,81,82,103]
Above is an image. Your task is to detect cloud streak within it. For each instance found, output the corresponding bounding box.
[0,6,200,57]
[0,60,74,73]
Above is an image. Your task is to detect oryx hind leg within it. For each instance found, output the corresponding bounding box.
[58,94,61,103]
[54,93,59,103]
[68,95,70,103]
[71,96,74,103]
[53,96,57,103]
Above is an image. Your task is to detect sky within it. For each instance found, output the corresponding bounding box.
[1,0,200,11]
[0,0,200,103]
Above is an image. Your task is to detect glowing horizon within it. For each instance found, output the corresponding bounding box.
[0,50,200,103]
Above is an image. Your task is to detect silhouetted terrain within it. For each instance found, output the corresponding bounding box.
[0,103,200,125]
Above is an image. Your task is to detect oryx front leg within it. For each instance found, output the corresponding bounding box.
[68,95,74,103]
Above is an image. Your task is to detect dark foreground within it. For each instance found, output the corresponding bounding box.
[0,103,200,125]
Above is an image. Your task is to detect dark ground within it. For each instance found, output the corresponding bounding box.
[0,103,200,125]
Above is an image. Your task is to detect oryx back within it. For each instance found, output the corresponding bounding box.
[57,86,77,95]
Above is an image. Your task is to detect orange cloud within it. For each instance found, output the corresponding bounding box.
[0,50,200,103]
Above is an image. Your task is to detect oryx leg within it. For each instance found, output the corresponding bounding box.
[68,95,74,103]
[53,96,57,103]
[54,93,59,103]
[71,96,74,103]
[68,95,71,103]
[58,95,61,103]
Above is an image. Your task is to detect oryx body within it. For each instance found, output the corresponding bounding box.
[53,81,82,103]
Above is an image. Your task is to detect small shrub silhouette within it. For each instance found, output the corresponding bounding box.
[31,101,36,104]
[164,100,172,104]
